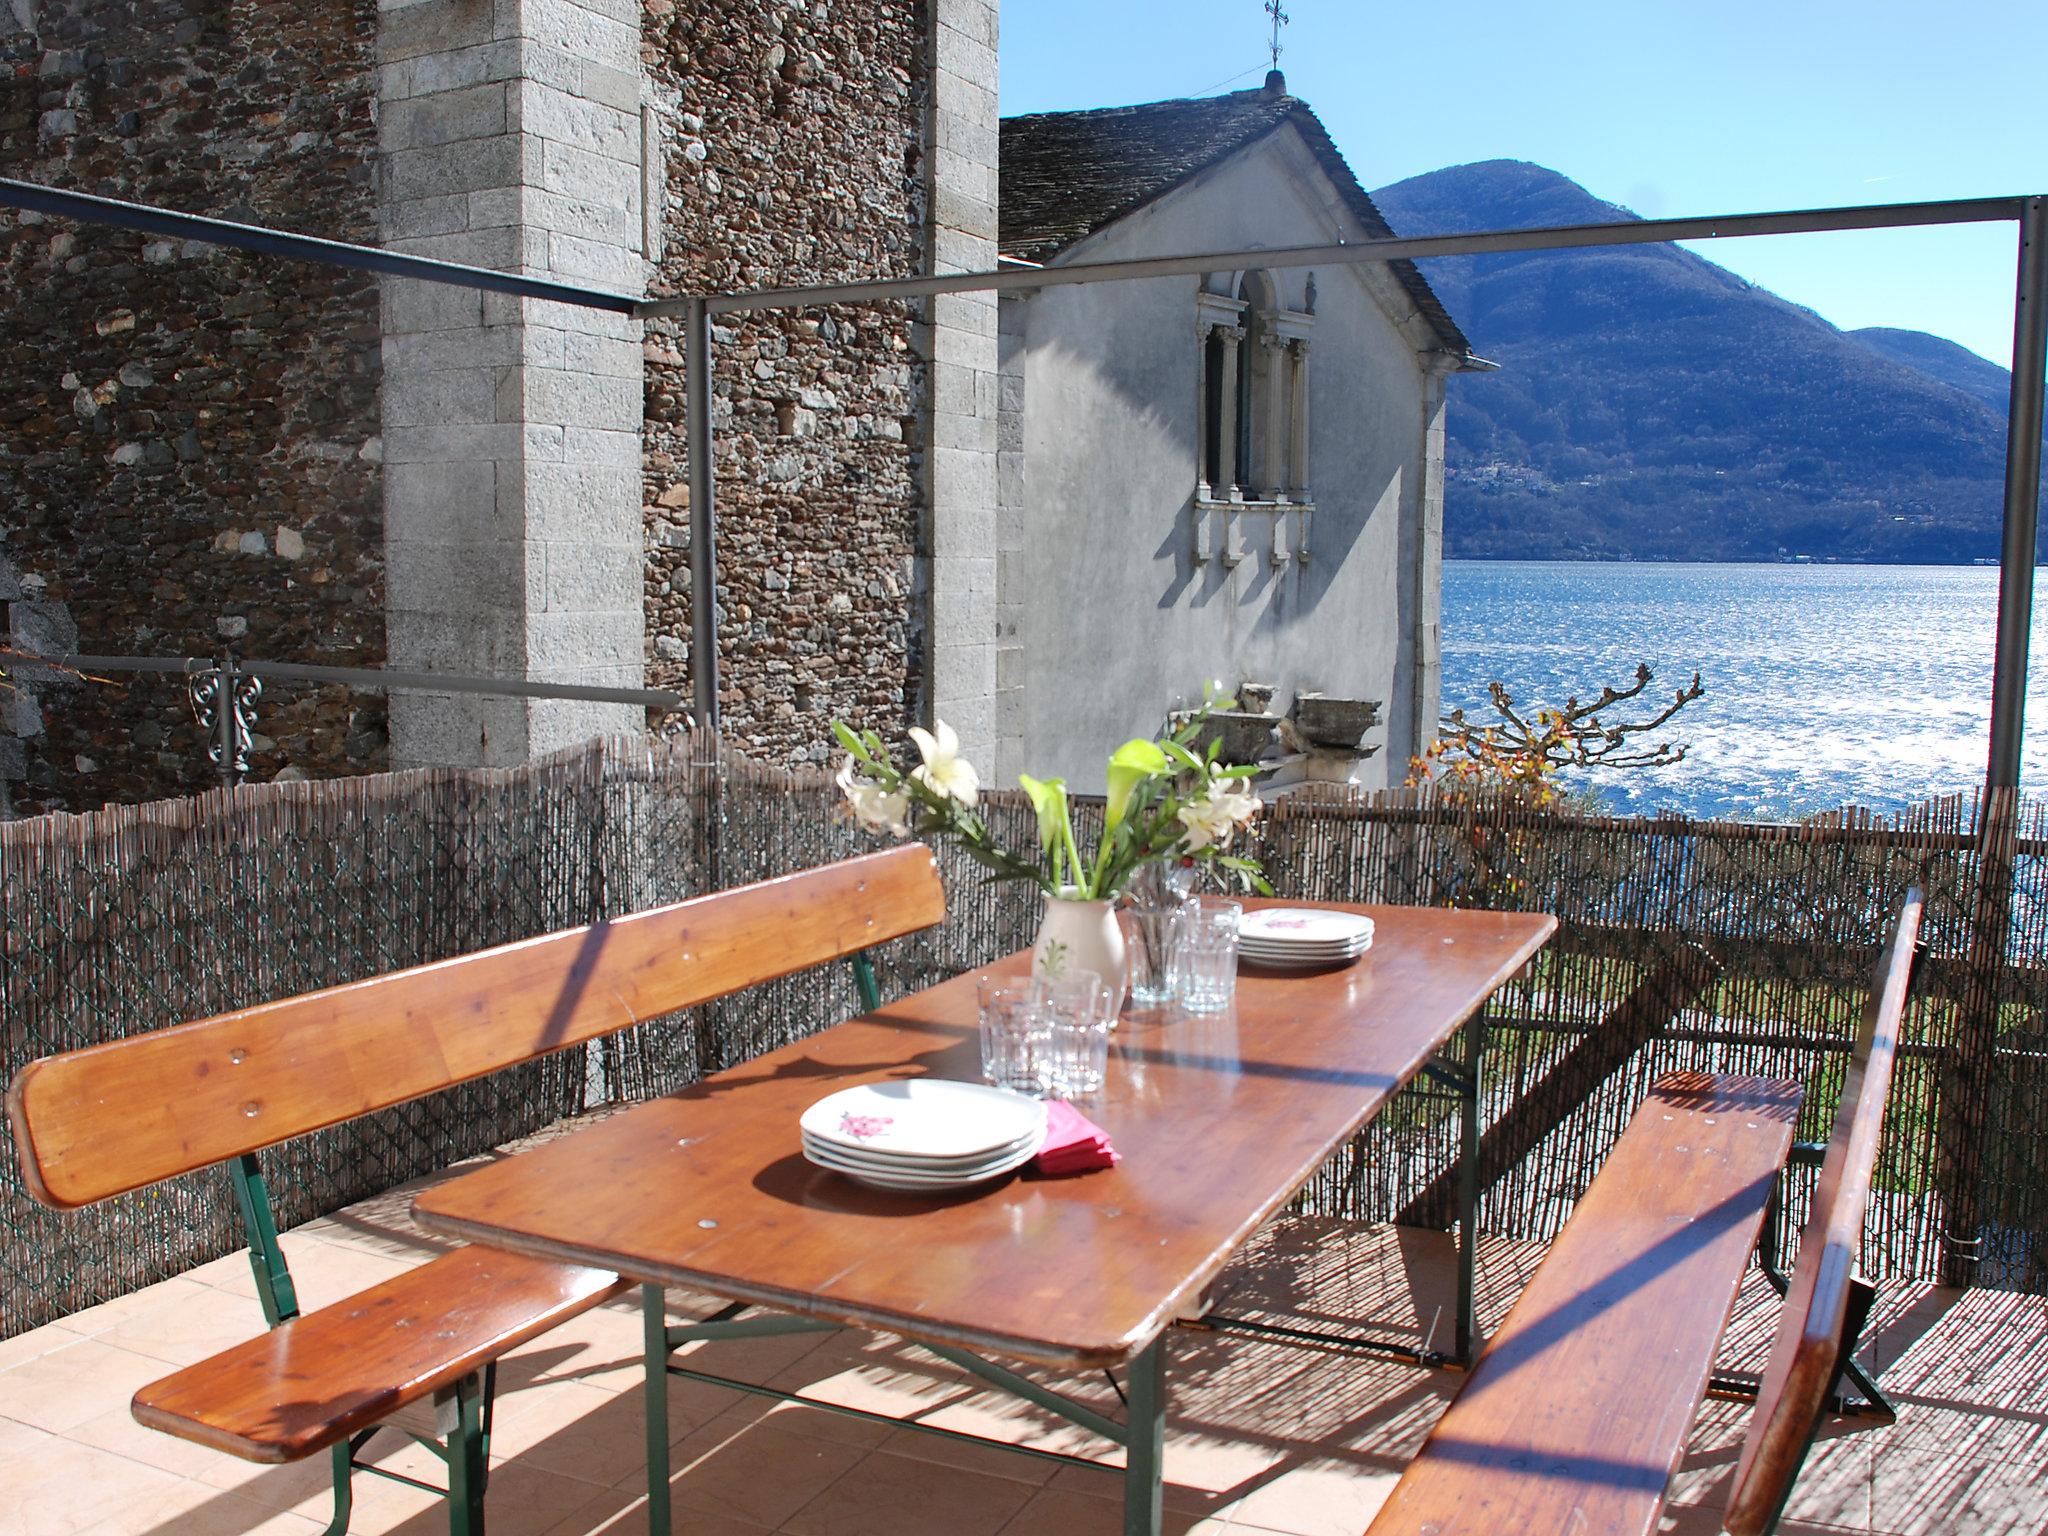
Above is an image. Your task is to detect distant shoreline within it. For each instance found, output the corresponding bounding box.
[1442,555,2018,567]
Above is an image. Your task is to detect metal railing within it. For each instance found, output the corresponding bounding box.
[44,651,684,788]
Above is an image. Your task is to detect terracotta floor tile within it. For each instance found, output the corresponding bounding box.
[1043,1455,1233,1520]
[94,1282,271,1369]
[0,1436,187,1536]
[74,1480,326,1536]
[675,1320,841,1388]
[780,1447,1037,1536]
[367,1461,605,1536]
[41,1277,212,1342]
[726,1398,892,1452]
[0,1414,64,1478]
[67,1403,246,1482]
[1221,1454,1399,1536]
[194,1439,440,1529]
[994,1484,1230,1535]
[0,1322,87,1373]
[766,1343,971,1431]
[485,1380,705,1490]
[874,1402,1079,1486]
[495,1295,651,1396]
[262,1237,420,1314]
[533,1482,776,1536]
[636,1418,868,1530]
[0,1338,179,1435]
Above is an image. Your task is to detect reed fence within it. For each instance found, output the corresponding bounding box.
[2,735,2041,1338]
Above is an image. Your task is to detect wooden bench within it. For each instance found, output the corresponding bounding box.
[1364,888,1923,1536]
[7,843,946,1536]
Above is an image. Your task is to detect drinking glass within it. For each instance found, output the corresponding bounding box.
[977,976,1048,1093]
[1045,971,1113,1098]
[1171,897,1242,1014]
[1123,861,1196,1006]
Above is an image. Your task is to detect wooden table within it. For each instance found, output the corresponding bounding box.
[414,901,1556,1535]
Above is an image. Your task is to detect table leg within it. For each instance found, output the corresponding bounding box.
[445,1373,487,1536]
[1122,1335,1165,1536]
[642,1284,672,1536]
[1455,1006,1487,1367]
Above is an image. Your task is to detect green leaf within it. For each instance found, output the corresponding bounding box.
[1016,773,1069,852]
[1104,738,1170,831]
[831,719,866,758]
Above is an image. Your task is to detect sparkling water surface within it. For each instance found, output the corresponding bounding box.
[1440,562,2048,822]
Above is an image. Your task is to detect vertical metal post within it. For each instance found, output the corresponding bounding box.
[215,654,240,787]
[1984,196,2048,793]
[642,1284,672,1536]
[1950,198,2048,1285]
[228,1153,300,1327]
[444,1374,487,1536]
[1121,1335,1165,1536]
[1455,1008,1485,1366]
[851,951,881,1013]
[685,295,720,733]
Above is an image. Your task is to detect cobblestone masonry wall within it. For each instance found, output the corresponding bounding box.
[640,0,931,766]
[0,0,386,814]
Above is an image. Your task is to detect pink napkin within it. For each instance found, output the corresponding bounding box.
[1032,1099,1119,1175]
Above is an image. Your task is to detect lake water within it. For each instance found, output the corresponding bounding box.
[1439,561,2048,821]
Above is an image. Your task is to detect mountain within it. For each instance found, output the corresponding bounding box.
[1851,327,2013,418]
[1369,161,2013,562]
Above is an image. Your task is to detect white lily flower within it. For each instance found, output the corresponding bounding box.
[908,718,980,808]
[836,755,911,836]
[1176,777,1261,852]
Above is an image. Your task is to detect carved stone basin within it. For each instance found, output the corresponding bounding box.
[1292,693,1382,750]
[1203,710,1279,765]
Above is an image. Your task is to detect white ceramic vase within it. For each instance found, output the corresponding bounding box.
[1031,894,1128,1012]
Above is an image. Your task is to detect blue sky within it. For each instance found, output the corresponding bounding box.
[1000,0,2043,366]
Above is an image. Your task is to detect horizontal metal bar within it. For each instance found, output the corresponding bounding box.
[644,193,2034,319]
[0,177,640,313]
[665,1314,843,1347]
[661,1361,1114,1469]
[1705,1369,1892,1421]
[48,653,683,709]
[348,1458,449,1496]
[1421,1058,1475,1096]
[915,1341,1130,1447]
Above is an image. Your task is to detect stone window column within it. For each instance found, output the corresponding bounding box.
[1288,339,1312,501]
[1195,317,1214,502]
[1215,325,1243,502]
[1258,331,1290,500]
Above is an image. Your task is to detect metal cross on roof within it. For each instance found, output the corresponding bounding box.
[1265,0,1289,69]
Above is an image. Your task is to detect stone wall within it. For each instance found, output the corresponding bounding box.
[639,0,932,765]
[0,0,386,814]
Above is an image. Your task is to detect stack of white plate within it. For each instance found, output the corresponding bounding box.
[1238,908,1375,971]
[800,1079,1048,1193]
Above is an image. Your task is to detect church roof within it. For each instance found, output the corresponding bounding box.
[999,84,1470,356]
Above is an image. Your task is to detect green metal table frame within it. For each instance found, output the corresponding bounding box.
[632,1001,1491,1536]
[639,1293,1167,1536]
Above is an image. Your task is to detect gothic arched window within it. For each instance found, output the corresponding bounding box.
[1198,271,1308,506]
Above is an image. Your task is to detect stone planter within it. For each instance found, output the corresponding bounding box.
[1292,693,1382,749]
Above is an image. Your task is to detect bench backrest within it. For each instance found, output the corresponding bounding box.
[8,843,945,1211]
[1721,886,1923,1536]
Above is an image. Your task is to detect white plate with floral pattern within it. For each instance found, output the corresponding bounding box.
[799,1079,1048,1162]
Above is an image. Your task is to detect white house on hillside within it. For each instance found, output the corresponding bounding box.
[993,73,1486,791]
